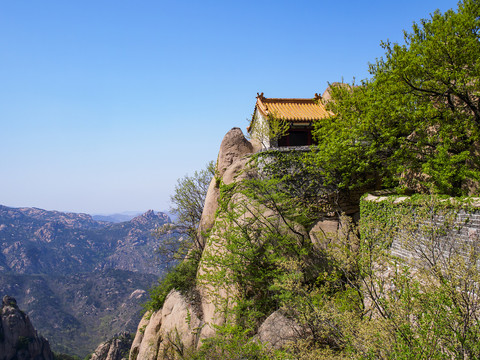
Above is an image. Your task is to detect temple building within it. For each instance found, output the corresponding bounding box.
[248,92,332,149]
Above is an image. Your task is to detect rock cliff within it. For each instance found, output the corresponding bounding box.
[0,295,54,360]
[129,128,317,358]
[130,290,202,360]
[129,128,258,359]
[129,127,356,359]
[90,332,133,360]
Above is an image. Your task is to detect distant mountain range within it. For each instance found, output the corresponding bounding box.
[92,212,142,223]
[92,210,177,224]
[0,204,178,357]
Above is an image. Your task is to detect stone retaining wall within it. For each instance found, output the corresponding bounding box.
[362,195,480,265]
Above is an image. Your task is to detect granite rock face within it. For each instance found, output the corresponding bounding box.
[90,332,133,360]
[198,127,255,248]
[256,310,305,349]
[130,127,323,359]
[130,290,202,360]
[197,128,256,341]
[196,177,220,249]
[216,127,254,177]
[0,295,54,360]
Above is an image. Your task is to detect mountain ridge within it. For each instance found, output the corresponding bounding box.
[0,204,171,276]
[0,204,176,357]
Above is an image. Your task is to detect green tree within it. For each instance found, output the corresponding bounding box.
[144,254,200,312]
[313,0,480,195]
[156,161,215,261]
[146,162,215,312]
[249,112,290,148]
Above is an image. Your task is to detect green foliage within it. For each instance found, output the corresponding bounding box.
[249,112,290,148]
[253,150,336,219]
[195,153,365,358]
[314,0,480,195]
[193,145,480,359]
[156,161,215,259]
[187,323,285,360]
[356,194,480,359]
[144,254,200,312]
[199,156,327,325]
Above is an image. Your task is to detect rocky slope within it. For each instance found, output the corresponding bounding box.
[0,295,54,360]
[0,270,156,356]
[90,332,133,360]
[0,207,171,276]
[0,207,176,357]
[129,128,352,359]
[129,128,265,358]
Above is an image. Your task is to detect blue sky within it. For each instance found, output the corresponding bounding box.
[0,0,460,214]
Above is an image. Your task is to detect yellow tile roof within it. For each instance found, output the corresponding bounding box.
[255,93,331,122]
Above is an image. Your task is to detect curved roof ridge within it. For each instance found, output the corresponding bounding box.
[254,92,330,122]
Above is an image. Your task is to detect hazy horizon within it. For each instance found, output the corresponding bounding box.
[0,203,169,217]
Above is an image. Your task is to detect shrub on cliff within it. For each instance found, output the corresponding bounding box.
[155,161,215,263]
[356,194,480,358]
[144,254,200,312]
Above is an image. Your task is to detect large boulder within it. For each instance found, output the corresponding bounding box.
[216,127,254,177]
[156,290,202,357]
[198,128,255,247]
[130,290,202,360]
[129,313,151,360]
[0,295,54,360]
[134,310,162,360]
[222,157,253,185]
[256,311,305,349]
[90,332,132,360]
